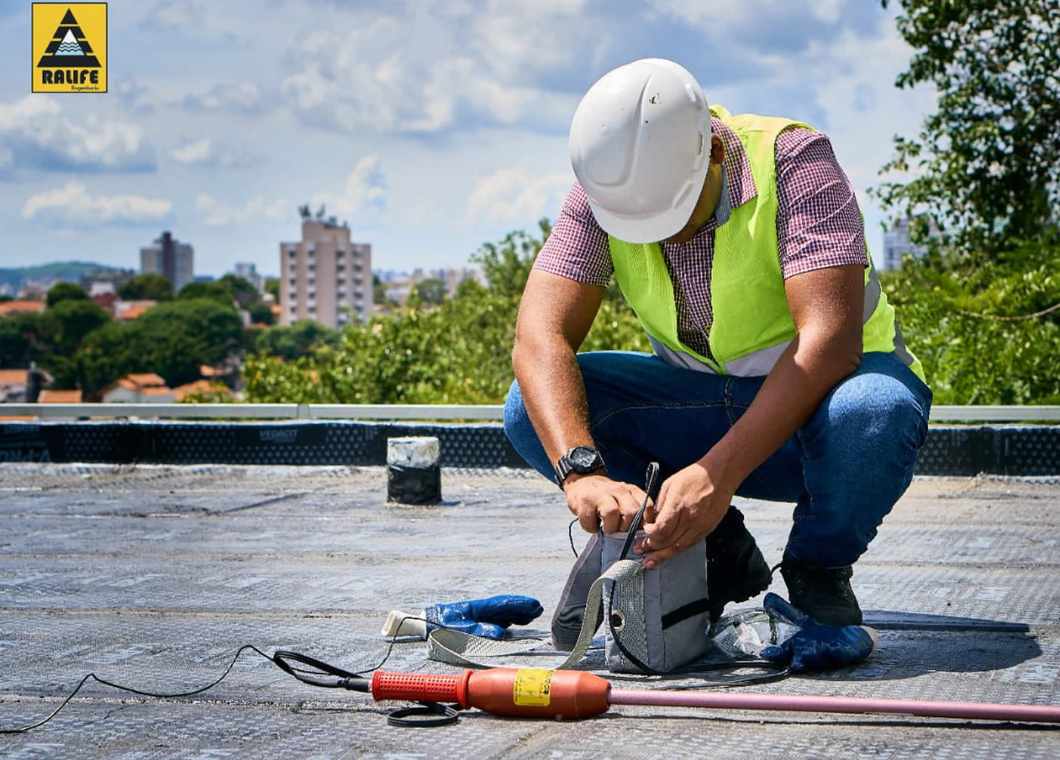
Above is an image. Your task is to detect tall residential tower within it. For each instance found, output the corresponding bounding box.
[279,219,371,327]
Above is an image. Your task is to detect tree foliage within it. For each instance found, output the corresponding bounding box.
[218,274,260,306]
[251,319,340,361]
[118,273,173,301]
[248,301,276,326]
[876,0,1060,250]
[53,298,244,394]
[46,282,89,308]
[415,278,448,306]
[177,280,236,305]
[882,235,1060,403]
[243,220,648,404]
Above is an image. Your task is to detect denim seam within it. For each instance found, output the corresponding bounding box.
[794,429,815,525]
[591,400,727,432]
[722,379,775,497]
[722,379,737,428]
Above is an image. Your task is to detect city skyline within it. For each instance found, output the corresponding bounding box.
[0,1,937,277]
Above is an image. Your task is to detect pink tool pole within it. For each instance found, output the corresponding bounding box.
[609,689,1060,724]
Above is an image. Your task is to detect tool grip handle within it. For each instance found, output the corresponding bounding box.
[371,670,472,708]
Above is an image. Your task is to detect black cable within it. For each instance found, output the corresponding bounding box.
[387,702,461,727]
[0,644,278,735]
[0,616,458,734]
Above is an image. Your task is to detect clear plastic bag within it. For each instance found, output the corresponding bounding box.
[709,607,801,659]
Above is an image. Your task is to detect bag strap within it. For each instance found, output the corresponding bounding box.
[427,560,644,670]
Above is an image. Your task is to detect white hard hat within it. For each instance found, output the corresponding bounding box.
[569,58,711,244]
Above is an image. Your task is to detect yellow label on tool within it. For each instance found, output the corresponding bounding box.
[512,669,553,707]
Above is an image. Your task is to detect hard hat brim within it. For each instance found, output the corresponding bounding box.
[585,174,706,245]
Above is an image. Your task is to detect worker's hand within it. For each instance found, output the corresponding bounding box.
[636,461,731,569]
[564,474,650,534]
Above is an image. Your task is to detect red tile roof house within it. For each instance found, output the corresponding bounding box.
[100,373,175,404]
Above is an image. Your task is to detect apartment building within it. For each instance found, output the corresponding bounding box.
[279,220,371,327]
[141,231,194,292]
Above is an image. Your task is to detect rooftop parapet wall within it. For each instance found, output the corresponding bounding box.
[0,421,1057,476]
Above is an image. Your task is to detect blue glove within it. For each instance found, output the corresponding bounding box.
[425,595,544,640]
[759,593,877,673]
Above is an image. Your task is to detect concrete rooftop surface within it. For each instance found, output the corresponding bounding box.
[1,464,1059,758]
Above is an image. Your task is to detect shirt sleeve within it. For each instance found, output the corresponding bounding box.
[774,128,869,279]
[534,182,614,287]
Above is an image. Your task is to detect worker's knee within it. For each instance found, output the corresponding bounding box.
[818,370,929,462]
[502,379,528,442]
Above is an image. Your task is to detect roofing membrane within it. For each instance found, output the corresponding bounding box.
[0,465,1057,757]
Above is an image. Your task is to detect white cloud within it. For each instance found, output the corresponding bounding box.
[278,4,582,135]
[195,194,289,227]
[466,166,571,225]
[195,192,290,225]
[171,138,213,164]
[169,137,245,168]
[21,183,172,226]
[142,0,206,29]
[0,95,155,174]
[183,82,267,115]
[309,155,388,220]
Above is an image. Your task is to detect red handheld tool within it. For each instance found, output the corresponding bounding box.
[371,667,1060,724]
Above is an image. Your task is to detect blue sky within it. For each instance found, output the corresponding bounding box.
[0,0,936,278]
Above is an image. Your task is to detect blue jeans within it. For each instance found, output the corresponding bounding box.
[503,351,932,567]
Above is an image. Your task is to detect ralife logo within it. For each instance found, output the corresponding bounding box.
[32,4,108,93]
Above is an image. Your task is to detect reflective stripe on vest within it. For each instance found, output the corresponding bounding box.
[607,105,926,383]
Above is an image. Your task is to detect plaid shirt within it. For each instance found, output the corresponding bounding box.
[535,115,868,358]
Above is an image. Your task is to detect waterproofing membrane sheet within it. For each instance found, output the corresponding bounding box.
[0,465,1058,758]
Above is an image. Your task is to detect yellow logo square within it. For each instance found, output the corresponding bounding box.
[32,3,108,93]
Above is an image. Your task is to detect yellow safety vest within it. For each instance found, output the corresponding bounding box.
[608,105,925,382]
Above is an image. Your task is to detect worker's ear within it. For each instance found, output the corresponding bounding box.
[710,134,725,166]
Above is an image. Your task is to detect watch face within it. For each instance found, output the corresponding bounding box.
[571,446,598,469]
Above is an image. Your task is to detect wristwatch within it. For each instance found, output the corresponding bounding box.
[555,445,606,489]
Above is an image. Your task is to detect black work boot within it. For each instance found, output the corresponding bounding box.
[779,558,863,626]
[706,506,773,622]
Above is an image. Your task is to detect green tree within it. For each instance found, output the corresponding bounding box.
[415,278,448,306]
[118,274,173,301]
[264,277,280,301]
[0,313,45,368]
[876,0,1060,251]
[471,219,551,300]
[254,319,340,361]
[46,282,89,308]
[53,298,243,393]
[219,274,260,306]
[177,280,235,305]
[881,235,1060,404]
[40,299,110,357]
[248,301,276,326]
[241,220,649,405]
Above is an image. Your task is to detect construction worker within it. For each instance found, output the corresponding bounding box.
[503,58,932,626]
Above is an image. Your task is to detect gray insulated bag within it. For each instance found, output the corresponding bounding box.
[600,531,712,673]
[551,528,712,674]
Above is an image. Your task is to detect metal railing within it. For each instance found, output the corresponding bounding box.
[0,403,505,420]
[1,404,1059,422]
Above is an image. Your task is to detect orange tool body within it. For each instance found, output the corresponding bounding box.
[371,667,1060,724]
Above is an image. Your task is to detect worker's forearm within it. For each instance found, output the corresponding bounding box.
[512,334,594,466]
[704,333,862,493]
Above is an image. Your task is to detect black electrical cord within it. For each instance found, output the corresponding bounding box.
[0,645,279,735]
[0,615,454,735]
[387,702,461,727]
